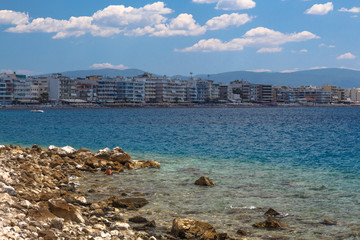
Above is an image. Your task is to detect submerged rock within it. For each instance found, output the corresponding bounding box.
[253,218,287,230]
[171,218,218,240]
[109,197,149,209]
[321,219,337,225]
[195,176,215,186]
[264,208,281,217]
[129,216,149,223]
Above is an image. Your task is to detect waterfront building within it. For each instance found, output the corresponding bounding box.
[77,78,97,103]
[219,84,232,102]
[322,85,345,103]
[293,86,330,104]
[345,88,360,103]
[151,76,187,103]
[272,86,295,103]
[0,73,15,105]
[95,76,117,103]
[115,77,145,103]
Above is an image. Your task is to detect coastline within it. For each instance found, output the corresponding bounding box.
[1,102,360,110]
[0,144,249,240]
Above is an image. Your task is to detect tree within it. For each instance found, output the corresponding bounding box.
[39,92,49,103]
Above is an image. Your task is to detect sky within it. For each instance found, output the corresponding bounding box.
[0,0,360,76]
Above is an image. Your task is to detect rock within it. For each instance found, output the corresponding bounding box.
[64,193,87,205]
[194,176,215,186]
[0,183,17,196]
[38,230,57,240]
[110,222,131,231]
[129,216,149,223]
[253,218,287,230]
[321,219,337,225]
[50,218,63,230]
[27,201,57,220]
[138,160,161,168]
[48,145,76,157]
[236,229,249,236]
[171,218,218,240]
[109,197,149,209]
[48,198,85,223]
[264,208,281,217]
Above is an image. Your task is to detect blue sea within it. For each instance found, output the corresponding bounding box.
[1,107,360,239]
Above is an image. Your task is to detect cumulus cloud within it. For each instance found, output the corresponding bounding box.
[0,10,29,25]
[90,63,129,70]
[337,52,356,60]
[1,2,253,39]
[176,27,319,52]
[205,13,252,30]
[339,7,360,13]
[305,2,333,15]
[193,0,256,10]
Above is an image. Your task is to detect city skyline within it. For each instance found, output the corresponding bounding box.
[1,0,360,76]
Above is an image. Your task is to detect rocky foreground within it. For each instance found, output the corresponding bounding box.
[0,144,252,240]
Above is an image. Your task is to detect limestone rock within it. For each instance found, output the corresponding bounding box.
[129,216,149,223]
[321,219,337,225]
[195,176,215,186]
[110,222,131,231]
[171,218,218,240]
[253,218,287,230]
[48,198,85,223]
[50,218,63,230]
[109,197,149,209]
[264,208,281,217]
[0,183,17,196]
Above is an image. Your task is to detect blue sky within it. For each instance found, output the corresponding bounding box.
[0,0,359,76]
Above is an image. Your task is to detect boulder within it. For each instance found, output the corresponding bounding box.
[253,218,287,230]
[195,176,215,186]
[129,216,149,223]
[48,145,76,157]
[171,218,218,240]
[109,197,149,209]
[264,208,281,217]
[48,198,85,223]
[138,160,161,168]
[27,202,57,220]
[0,183,17,196]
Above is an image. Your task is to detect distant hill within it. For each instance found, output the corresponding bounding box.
[38,68,360,88]
[195,68,360,88]
[39,68,146,78]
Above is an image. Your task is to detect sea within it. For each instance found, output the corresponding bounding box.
[1,107,359,239]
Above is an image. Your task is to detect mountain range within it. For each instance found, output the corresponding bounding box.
[41,68,360,89]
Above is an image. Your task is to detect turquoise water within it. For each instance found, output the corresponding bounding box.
[1,107,360,239]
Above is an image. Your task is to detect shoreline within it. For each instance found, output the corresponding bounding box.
[1,144,359,239]
[0,144,251,240]
[1,102,360,110]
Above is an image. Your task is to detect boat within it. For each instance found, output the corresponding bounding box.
[30,109,44,113]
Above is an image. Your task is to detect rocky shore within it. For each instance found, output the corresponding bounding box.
[0,144,251,240]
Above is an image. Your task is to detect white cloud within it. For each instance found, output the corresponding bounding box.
[305,2,333,15]
[281,68,299,73]
[337,52,356,60]
[339,7,360,13]
[150,13,206,37]
[205,13,252,30]
[247,69,272,72]
[257,47,282,53]
[177,27,319,52]
[1,2,253,39]
[90,63,129,70]
[0,10,29,25]
[193,0,256,10]
[92,2,172,27]
[309,66,328,70]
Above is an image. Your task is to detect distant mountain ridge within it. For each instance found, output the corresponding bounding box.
[39,68,360,88]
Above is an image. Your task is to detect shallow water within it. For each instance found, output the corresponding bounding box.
[1,107,360,239]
